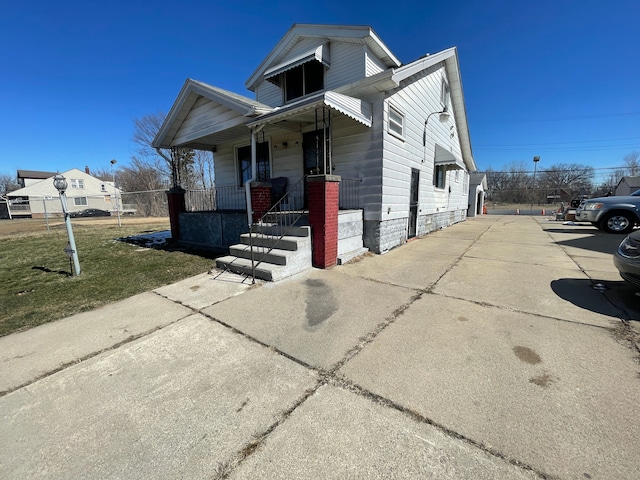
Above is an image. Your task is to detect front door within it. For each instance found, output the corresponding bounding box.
[408,169,420,238]
[303,129,330,207]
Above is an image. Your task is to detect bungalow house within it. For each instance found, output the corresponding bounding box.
[615,176,640,196]
[153,24,475,280]
[6,168,122,218]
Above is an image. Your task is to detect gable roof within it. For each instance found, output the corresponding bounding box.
[17,170,57,180]
[246,24,402,91]
[153,79,274,149]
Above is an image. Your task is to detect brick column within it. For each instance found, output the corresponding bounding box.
[250,181,272,223]
[166,186,186,242]
[307,175,341,269]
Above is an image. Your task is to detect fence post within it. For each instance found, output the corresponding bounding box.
[166,186,186,242]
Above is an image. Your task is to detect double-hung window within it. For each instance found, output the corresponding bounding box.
[388,106,405,139]
[70,179,84,189]
[237,141,271,186]
[74,197,88,206]
[434,165,446,189]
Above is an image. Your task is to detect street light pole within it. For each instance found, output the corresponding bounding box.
[53,174,81,276]
[531,156,540,214]
[110,159,121,227]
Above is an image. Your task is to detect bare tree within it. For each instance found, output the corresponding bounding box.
[538,163,594,200]
[0,173,20,195]
[132,112,214,189]
[623,151,640,176]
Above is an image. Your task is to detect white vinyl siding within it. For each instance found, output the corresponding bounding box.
[379,63,467,221]
[365,48,387,76]
[173,96,246,146]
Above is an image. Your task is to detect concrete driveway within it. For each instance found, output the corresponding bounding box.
[1,215,639,479]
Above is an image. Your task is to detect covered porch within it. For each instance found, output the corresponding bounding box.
[153,80,372,278]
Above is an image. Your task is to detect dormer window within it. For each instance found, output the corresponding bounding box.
[264,44,330,103]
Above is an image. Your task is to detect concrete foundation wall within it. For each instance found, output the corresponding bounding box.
[338,210,364,256]
[179,212,248,251]
[364,209,467,253]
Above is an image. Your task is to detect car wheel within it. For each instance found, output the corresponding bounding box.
[600,212,636,234]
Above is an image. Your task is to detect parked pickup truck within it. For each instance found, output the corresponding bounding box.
[576,189,640,233]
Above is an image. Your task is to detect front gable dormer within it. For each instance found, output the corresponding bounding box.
[247,24,401,107]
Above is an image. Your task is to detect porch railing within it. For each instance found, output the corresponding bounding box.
[185,185,246,212]
[248,176,307,282]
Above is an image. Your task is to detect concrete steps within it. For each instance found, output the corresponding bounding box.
[216,225,312,282]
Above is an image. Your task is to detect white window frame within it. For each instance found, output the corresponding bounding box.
[70,179,84,189]
[440,77,450,110]
[388,105,405,139]
[74,197,88,206]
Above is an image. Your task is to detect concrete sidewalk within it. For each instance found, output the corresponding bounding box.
[1,215,639,479]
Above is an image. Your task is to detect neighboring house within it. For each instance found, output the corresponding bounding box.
[615,176,640,196]
[7,168,121,218]
[17,170,57,188]
[468,172,487,217]
[154,23,475,262]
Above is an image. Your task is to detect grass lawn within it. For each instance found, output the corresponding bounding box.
[0,220,217,337]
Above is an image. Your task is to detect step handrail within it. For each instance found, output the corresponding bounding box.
[249,176,307,282]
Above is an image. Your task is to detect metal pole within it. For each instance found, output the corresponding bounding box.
[111,159,121,227]
[43,197,50,232]
[530,156,540,214]
[59,191,81,275]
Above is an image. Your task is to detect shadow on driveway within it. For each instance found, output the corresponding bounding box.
[551,278,640,321]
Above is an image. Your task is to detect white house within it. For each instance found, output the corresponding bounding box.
[154,24,475,261]
[7,168,121,218]
[468,172,487,217]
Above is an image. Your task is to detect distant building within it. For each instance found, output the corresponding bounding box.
[615,176,640,196]
[6,168,121,218]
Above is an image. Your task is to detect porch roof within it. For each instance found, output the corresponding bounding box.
[247,91,372,129]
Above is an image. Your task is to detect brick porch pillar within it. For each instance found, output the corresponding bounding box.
[250,181,272,223]
[166,186,186,242]
[307,174,341,269]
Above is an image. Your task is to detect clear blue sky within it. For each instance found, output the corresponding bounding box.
[2,0,639,185]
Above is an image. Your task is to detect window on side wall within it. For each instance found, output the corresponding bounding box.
[388,105,405,139]
[237,141,271,186]
[441,77,450,111]
[283,61,324,102]
[74,197,88,206]
[434,165,446,189]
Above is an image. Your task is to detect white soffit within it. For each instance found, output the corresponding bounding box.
[264,44,330,81]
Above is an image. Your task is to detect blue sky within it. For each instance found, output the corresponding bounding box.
[2,0,639,185]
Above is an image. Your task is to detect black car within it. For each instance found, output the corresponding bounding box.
[614,229,640,289]
[69,209,111,218]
